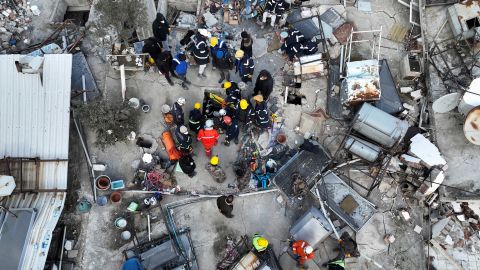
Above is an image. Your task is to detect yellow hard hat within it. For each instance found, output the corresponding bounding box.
[223,81,232,89]
[210,156,219,166]
[194,102,201,109]
[210,37,218,47]
[257,237,269,248]
[235,49,244,59]
[240,99,248,110]
[148,57,155,64]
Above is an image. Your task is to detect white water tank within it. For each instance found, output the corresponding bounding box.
[459,78,480,115]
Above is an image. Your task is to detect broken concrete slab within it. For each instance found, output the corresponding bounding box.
[409,134,447,169]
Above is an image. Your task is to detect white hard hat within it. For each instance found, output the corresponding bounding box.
[180,125,188,134]
[177,97,186,105]
[205,119,214,128]
[198,29,209,37]
[161,104,171,113]
[304,246,313,254]
[219,109,227,116]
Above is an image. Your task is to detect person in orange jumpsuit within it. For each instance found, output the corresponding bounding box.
[292,240,315,266]
[197,119,219,157]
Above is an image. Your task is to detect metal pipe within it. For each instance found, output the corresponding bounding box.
[314,186,340,239]
[59,225,67,270]
[147,215,151,241]
[82,75,87,104]
[72,114,96,201]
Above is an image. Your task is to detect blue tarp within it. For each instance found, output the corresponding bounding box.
[121,258,144,270]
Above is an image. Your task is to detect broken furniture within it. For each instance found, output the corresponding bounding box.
[272,150,330,199]
[289,207,334,247]
[312,171,376,232]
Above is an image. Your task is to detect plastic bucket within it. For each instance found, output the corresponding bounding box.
[121,231,131,240]
[110,191,122,203]
[115,217,127,229]
[96,195,108,206]
[96,175,111,190]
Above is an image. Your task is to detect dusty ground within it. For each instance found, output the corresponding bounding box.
[57,0,432,269]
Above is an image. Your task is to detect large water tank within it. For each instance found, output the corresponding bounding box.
[352,103,409,148]
[344,136,382,162]
[459,78,480,115]
[464,107,480,145]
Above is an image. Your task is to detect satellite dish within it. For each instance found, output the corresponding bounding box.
[464,107,480,145]
[432,93,461,113]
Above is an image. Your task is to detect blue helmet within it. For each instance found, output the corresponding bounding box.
[216,50,225,59]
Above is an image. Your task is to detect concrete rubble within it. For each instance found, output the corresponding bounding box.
[1,0,480,270]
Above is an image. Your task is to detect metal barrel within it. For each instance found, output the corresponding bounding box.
[352,103,409,148]
[344,136,382,162]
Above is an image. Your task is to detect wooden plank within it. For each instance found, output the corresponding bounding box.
[120,64,126,101]
[430,239,465,270]
[387,24,409,42]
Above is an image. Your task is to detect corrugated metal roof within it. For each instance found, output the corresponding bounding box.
[0,54,71,270]
[2,192,66,270]
[0,54,72,190]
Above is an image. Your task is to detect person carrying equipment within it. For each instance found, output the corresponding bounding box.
[197,119,219,157]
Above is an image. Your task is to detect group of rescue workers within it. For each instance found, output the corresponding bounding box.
[142,8,345,270]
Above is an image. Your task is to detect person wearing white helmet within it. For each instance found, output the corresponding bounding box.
[172,97,186,126]
[174,125,192,153]
[292,239,315,266]
[197,119,219,157]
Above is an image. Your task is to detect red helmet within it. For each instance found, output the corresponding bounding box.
[223,116,232,125]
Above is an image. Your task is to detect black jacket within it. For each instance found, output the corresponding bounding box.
[191,33,210,65]
[266,0,286,15]
[175,126,192,151]
[152,13,170,42]
[156,51,174,75]
[237,105,254,125]
[253,70,274,99]
[179,155,196,175]
[240,37,253,58]
[235,57,255,82]
[189,108,204,132]
[171,102,184,125]
[225,120,239,141]
[212,49,233,70]
[142,37,162,60]
[225,83,241,105]
[216,196,233,217]
[254,101,271,128]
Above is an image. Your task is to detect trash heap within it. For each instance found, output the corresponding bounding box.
[0,0,38,52]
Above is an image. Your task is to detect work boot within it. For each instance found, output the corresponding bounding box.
[185,79,191,84]
[234,137,239,144]
[212,66,217,70]
[167,80,174,86]
[182,83,189,90]
[200,73,207,78]
[223,140,230,146]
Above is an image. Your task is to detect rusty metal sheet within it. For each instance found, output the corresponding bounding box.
[464,106,480,145]
[342,60,381,105]
[333,23,354,45]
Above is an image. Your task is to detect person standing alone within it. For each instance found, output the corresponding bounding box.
[217,195,234,218]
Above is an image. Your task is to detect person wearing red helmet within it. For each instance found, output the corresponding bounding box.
[223,116,239,146]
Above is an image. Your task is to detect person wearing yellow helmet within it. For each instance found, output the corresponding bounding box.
[237,99,254,128]
[211,37,232,84]
[189,102,204,134]
[235,49,255,83]
[206,155,226,183]
[223,81,241,110]
[252,234,269,252]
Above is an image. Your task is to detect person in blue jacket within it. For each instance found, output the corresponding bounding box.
[234,50,254,83]
[172,52,190,90]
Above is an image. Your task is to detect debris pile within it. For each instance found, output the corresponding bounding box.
[0,1,37,52]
